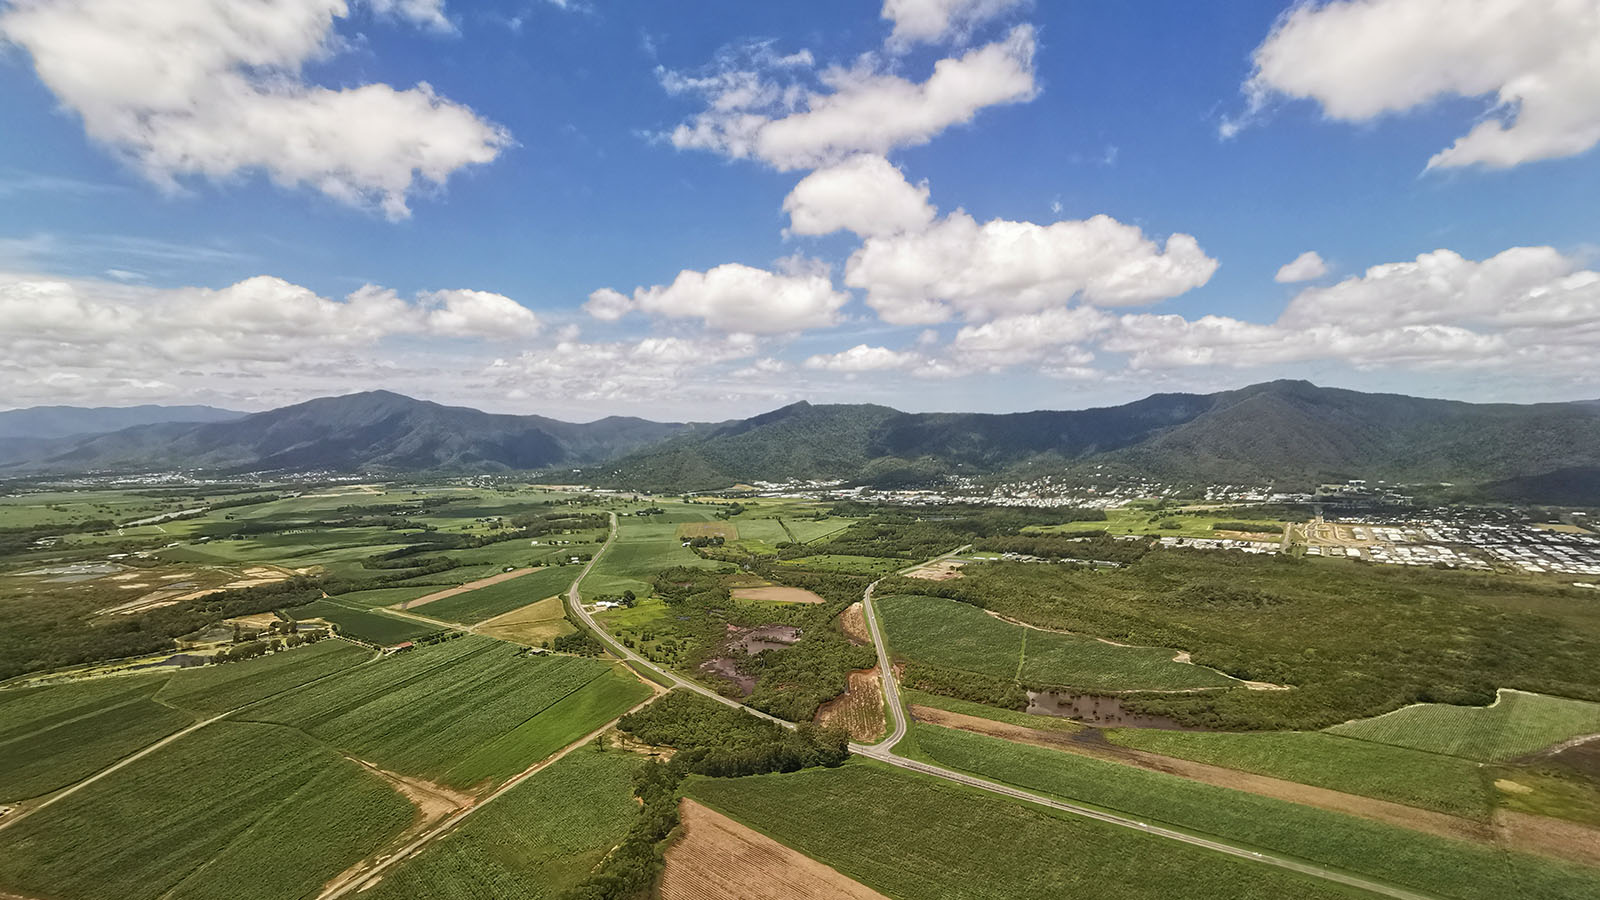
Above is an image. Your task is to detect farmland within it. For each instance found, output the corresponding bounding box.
[877,593,1237,692]
[239,636,652,788]
[685,762,1369,900]
[414,565,580,624]
[154,637,372,715]
[475,595,576,646]
[909,723,1600,900]
[286,598,442,644]
[0,721,416,900]
[361,748,641,900]
[1328,690,1600,761]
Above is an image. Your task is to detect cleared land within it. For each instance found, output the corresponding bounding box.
[239,637,652,789]
[0,721,416,900]
[878,593,1235,692]
[686,762,1371,900]
[815,668,885,742]
[359,748,640,900]
[908,723,1600,900]
[475,596,575,646]
[661,799,890,900]
[732,585,825,604]
[1328,690,1600,761]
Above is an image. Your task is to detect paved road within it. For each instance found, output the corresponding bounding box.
[565,525,1437,900]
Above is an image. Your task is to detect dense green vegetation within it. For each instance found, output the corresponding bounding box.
[911,724,1600,900]
[364,749,641,900]
[686,762,1368,900]
[241,637,650,788]
[155,638,372,715]
[1104,727,1492,819]
[877,551,1600,729]
[878,593,1235,692]
[286,599,442,645]
[1328,690,1600,761]
[0,721,416,900]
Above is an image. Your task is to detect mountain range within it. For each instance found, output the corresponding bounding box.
[3,382,1598,502]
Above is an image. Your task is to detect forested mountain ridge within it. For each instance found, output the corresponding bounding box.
[5,383,1599,501]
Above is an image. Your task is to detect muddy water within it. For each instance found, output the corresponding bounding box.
[732,625,802,653]
[1026,690,1205,730]
[700,658,756,696]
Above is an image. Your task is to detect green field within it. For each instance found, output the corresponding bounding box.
[155,639,373,715]
[240,637,651,788]
[1328,690,1600,761]
[329,585,444,607]
[686,762,1368,900]
[1104,727,1492,819]
[286,599,442,645]
[0,676,194,803]
[585,513,726,599]
[910,724,1600,900]
[363,748,640,899]
[878,593,1235,691]
[778,554,904,576]
[416,567,581,625]
[1026,507,1284,539]
[0,721,415,900]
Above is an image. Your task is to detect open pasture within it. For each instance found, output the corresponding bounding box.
[286,599,441,645]
[911,724,1600,900]
[361,748,641,900]
[878,593,1235,692]
[1328,690,1600,761]
[239,637,651,788]
[475,596,575,646]
[778,554,903,576]
[686,762,1371,900]
[0,721,416,900]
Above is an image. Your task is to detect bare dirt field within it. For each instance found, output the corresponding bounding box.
[815,668,885,742]
[905,559,966,581]
[677,522,738,540]
[732,585,825,604]
[400,568,537,609]
[475,596,573,646]
[660,799,890,900]
[837,602,871,645]
[1496,810,1600,867]
[910,705,1494,844]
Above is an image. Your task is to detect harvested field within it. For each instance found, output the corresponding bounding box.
[732,585,825,604]
[677,522,738,540]
[905,559,965,581]
[399,568,537,609]
[837,602,871,645]
[474,596,574,647]
[1497,810,1600,868]
[815,668,884,742]
[661,799,889,900]
[910,705,1491,843]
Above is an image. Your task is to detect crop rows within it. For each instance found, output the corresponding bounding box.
[1328,690,1600,761]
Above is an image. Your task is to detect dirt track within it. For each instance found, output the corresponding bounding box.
[660,800,890,900]
[910,705,1493,844]
[400,568,536,609]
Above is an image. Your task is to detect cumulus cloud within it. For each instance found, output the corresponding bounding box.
[663,25,1037,171]
[1105,247,1600,374]
[1275,250,1329,283]
[947,306,1112,368]
[0,0,508,219]
[783,154,936,237]
[882,0,1026,49]
[585,262,849,333]
[803,343,925,372]
[1232,0,1600,169]
[845,211,1219,324]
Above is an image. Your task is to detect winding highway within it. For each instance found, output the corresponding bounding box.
[568,514,1439,900]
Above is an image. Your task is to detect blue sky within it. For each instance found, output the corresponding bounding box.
[2,0,1598,420]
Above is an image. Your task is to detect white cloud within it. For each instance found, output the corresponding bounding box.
[783,154,936,237]
[420,288,542,338]
[803,343,925,371]
[845,211,1219,324]
[0,0,508,219]
[882,0,1026,49]
[948,306,1111,368]
[1275,250,1329,283]
[586,262,849,333]
[366,0,452,32]
[1105,246,1600,374]
[1234,0,1600,169]
[664,25,1037,171]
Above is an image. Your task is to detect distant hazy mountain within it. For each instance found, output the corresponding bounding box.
[7,384,1600,502]
[0,404,244,440]
[13,391,687,474]
[603,381,1600,494]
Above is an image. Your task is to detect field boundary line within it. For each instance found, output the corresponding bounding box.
[319,694,661,900]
